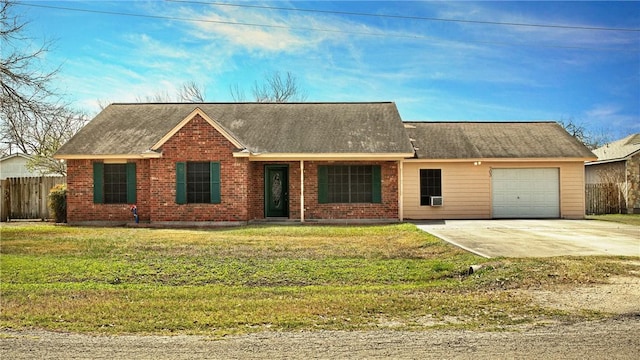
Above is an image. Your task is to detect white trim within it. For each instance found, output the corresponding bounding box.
[150,108,245,150]
[103,159,128,164]
[233,151,251,158]
[53,153,162,160]
[247,152,414,161]
[0,153,34,162]
[403,157,595,163]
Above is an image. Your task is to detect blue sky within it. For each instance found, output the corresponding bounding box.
[12,0,640,140]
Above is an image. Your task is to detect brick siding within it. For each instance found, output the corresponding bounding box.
[65,115,400,223]
[303,161,399,220]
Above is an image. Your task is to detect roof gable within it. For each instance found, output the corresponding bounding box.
[405,121,596,160]
[150,108,244,151]
[0,153,33,162]
[590,133,640,163]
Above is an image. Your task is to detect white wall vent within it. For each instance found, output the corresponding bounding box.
[430,196,443,207]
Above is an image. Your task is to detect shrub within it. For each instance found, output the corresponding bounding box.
[48,183,67,223]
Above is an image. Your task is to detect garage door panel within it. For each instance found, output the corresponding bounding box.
[492,168,559,218]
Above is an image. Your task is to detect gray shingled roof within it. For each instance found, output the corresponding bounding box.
[404,122,596,159]
[589,133,640,164]
[55,102,415,156]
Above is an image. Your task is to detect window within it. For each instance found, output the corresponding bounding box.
[93,162,136,204]
[420,169,441,206]
[318,165,381,203]
[187,162,211,203]
[104,164,128,204]
[176,162,221,204]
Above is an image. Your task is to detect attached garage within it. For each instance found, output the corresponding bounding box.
[491,168,559,218]
[401,122,597,220]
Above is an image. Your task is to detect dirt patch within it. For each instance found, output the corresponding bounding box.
[2,279,640,359]
[524,276,640,315]
[2,316,639,359]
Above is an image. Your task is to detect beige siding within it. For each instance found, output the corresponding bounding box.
[560,162,587,218]
[402,160,587,220]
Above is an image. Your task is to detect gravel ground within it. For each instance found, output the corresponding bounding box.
[2,274,639,359]
[1,316,639,359]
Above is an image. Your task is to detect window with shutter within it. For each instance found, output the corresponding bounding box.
[93,162,136,204]
[176,161,221,204]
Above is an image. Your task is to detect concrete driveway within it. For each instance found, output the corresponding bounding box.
[415,219,639,258]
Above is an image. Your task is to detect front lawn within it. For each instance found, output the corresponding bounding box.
[0,223,636,335]
[587,214,640,226]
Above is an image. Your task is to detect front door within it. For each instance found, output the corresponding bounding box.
[265,165,289,217]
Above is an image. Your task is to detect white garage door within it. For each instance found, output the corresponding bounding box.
[492,168,560,218]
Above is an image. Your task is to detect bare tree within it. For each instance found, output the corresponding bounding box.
[1,0,86,174]
[229,83,246,102]
[177,81,206,102]
[595,166,627,214]
[559,117,610,150]
[231,71,307,103]
[133,81,207,103]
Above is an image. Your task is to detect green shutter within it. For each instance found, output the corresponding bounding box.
[93,162,104,204]
[176,162,186,204]
[126,163,137,204]
[371,165,382,203]
[210,162,221,204]
[318,165,328,204]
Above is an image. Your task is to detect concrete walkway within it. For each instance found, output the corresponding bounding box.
[415,219,640,258]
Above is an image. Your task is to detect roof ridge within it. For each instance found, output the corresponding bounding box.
[402,121,557,124]
[624,133,640,145]
[108,101,395,105]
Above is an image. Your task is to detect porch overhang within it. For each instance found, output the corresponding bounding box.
[236,152,414,161]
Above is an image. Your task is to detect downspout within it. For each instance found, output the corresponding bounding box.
[300,160,305,223]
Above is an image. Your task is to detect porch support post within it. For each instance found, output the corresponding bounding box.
[300,160,305,223]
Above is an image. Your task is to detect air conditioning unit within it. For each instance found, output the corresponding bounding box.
[430,196,443,207]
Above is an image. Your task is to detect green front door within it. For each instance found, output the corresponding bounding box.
[265,165,289,217]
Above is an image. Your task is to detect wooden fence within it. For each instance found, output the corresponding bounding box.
[585,183,625,215]
[1,176,66,221]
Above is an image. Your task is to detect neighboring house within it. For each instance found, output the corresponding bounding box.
[54,103,415,225]
[402,122,596,220]
[585,133,640,214]
[54,103,596,225]
[0,153,38,180]
[1,153,65,221]
[0,153,62,180]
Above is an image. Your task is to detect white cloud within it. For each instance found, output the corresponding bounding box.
[433,1,638,50]
[171,3,344,53]
[583,104,639,138]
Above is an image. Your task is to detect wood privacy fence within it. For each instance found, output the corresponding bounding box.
[1,177,66,221]
[585,183,625,215]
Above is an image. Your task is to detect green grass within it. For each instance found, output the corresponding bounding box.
[586,214,640,226]
[1,223,637,336]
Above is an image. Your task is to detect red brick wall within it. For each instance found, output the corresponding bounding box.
[303,161,399,220]
[65,114,399,223]
[66,159,151,222]
[149,114,249,222]
[247,161,398,221]
[66,114,250,223]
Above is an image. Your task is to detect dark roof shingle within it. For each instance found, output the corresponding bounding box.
[404,122,596,159]
[56,102,415,156]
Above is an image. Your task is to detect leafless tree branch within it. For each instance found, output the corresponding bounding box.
[230,71,307,103]
[0,0,86,175]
